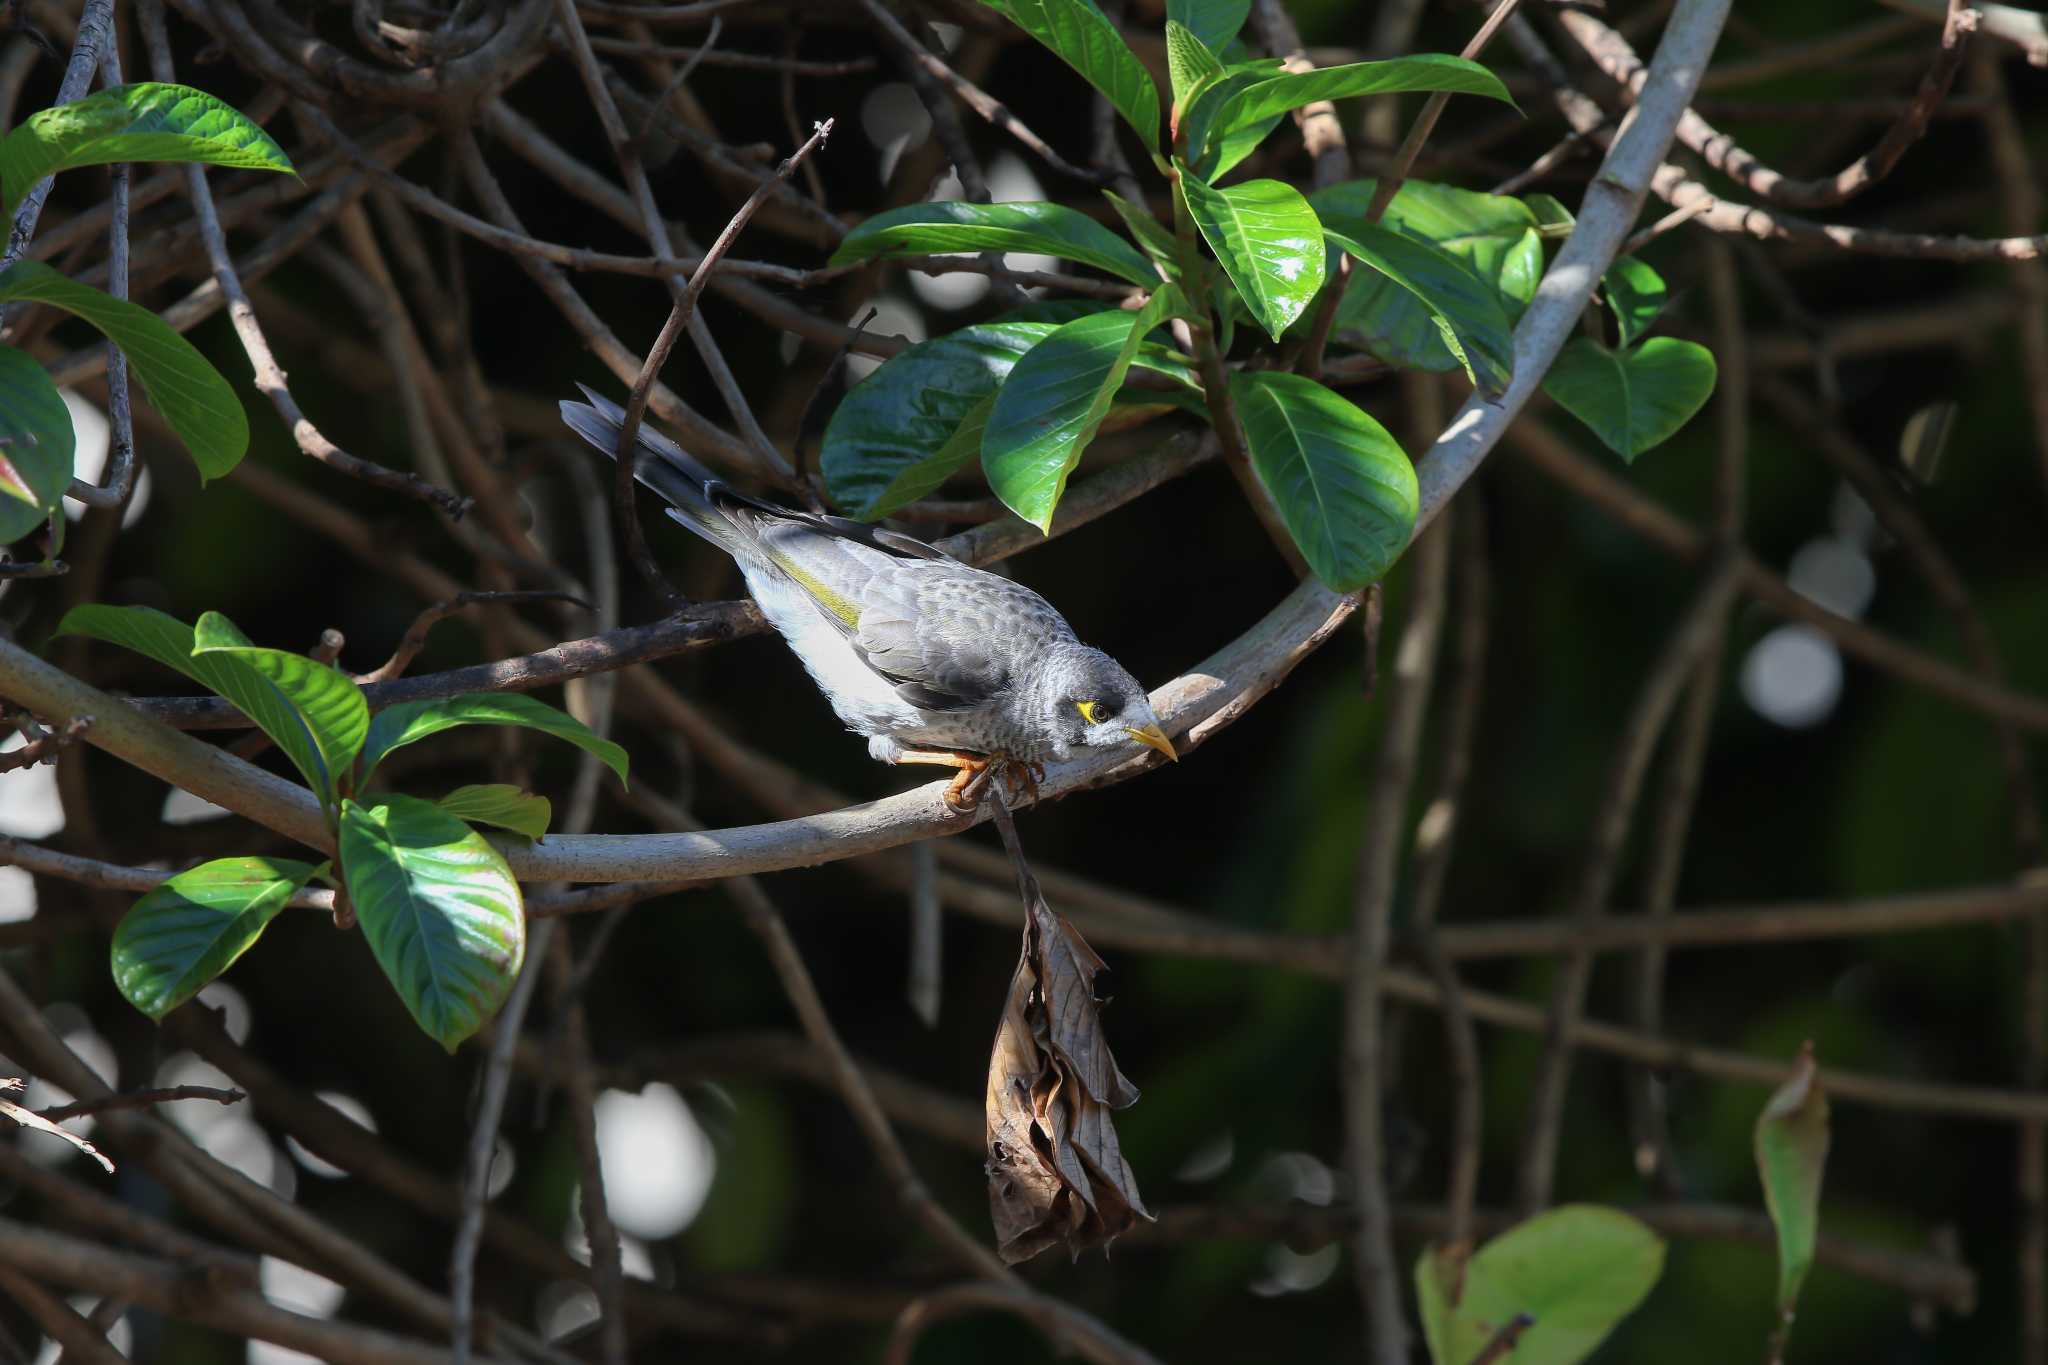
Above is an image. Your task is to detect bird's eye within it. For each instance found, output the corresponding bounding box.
[1075,699,1106,725]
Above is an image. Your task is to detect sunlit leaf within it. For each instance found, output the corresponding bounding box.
[1102,189,1179,275]
[0,82,293,211]
[1416,1205,1666,1365]
[1541,336,1717,463]
[1325,224,1516,394]
[830,200,1157,288]
[984,285,1185,531]
[1211,54,1514,140]
[1228,370,1415,590]
[111,856,319,1020]
[437,783,553,841]
[978,0,1160,151]
[57,605,349,813]
[193,611,368,812]
[1179,163,1324,340]
[1165,19,1224,109]
[357,692,628,788]
[341,795,524,1051]
[822,308,1196,519]
[1603,254,1668,348]
[0,260,246,480]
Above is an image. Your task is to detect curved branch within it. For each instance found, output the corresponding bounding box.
[1408,0,1733,535]
[0,581,1357,880]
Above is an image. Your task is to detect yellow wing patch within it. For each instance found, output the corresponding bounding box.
[768,550,864,629]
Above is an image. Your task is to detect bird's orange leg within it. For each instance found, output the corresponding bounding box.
[892,748,993,813]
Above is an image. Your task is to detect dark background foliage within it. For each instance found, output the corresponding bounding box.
[3,0,2046,1361]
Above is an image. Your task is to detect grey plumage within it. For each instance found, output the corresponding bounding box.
[560,387,1177,783]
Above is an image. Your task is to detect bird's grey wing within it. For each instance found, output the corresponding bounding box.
[852,566,1073,712]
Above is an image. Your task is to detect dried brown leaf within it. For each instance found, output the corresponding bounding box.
[984,890,1150,1264]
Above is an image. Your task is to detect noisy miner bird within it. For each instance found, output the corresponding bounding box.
[560,386,1178,809]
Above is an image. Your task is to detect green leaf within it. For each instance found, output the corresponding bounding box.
[1102,190,1178,276]
[0,83,293,211]
[1541,336,1717,462]
[438,784,552,840]
[1524,191,1576,235]
[984,286,1185,531]
[1178,64,1272,170]
[192,611,367,810]
[1208,111,1286,178]
[1165,20,1224,110]
[0,343,73,544]
[357,692,628,788]
[1228,371,1416,590]
[340,795,524,1051]
[56,605,349,813]
[1167,0,1249,51]
[1178,165,1325,341]
[0,83,291,212]
[110,856,318,1021]
[1212,54,1514,139]
[1310,178,1541,374]
[1755,1042,1830,1324]
[822,310,1195,519]
[829,200,1156,288]
[1324,225,1516,394]
[979,0,1160,152]
[0,260,246,480]
[1603,254,1667,348]
[1416,1205,1666,1365]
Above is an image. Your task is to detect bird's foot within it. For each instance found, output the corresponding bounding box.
[891,749,1043,813]
[891,748,995,814]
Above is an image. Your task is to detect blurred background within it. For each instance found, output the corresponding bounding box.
[3,0,2046,1360]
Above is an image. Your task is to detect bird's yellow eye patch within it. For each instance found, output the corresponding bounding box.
[1075,700,1107,725]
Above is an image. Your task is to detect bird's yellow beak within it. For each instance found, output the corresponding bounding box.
[1126,723,1179,762]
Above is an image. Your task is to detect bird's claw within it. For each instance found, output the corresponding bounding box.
[938,755,1043,815]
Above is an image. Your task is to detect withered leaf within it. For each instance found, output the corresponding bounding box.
[984,890,1150,1264]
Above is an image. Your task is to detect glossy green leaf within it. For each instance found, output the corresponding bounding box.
[1102,190,1178,275]
[823,309,1195,519]
[1416,1205,1666,1365]
[56,605,350,812]
[1167,0,1248,51]
[1228,371,1416,590]
[1165,20,1223,109]
[829,200,1156,288]
[111,856,318,1020]
[1179,165,1324,340]
[1178,64,1271,169]
[340,795,524,1051]
[1208,111,1286,178]
[438,783,552,840]
[0,260,246,480]
[357,692,628,787]
[1542,336,1717,462]
[1756,1043,1830,1321]
[1524,191,1575,234]
[193,611,367,810]
[0,343,73,543]
[1603,254,1668,348]
[1325,226,1515,394]
[1212,54,1514,140]
[984,286,1184,531]
[0,82,293,211]
[1311,178,1541,373]
[978,0,1159,152]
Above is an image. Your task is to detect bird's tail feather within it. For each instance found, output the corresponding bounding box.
[558,385,750,558]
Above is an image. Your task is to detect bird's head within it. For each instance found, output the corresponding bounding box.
[1028,643,1179,764]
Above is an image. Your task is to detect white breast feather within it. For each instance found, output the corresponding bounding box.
[737,561,924,738]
